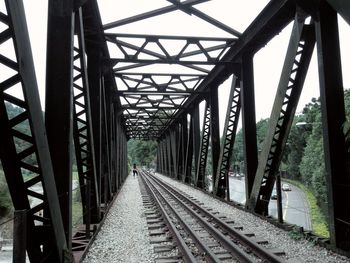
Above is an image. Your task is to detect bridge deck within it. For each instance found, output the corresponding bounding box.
[82,173,348,263]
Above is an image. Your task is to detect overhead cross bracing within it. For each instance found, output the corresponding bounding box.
[100,0,240,140]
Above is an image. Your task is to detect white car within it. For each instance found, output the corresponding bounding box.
[282,183,291,191]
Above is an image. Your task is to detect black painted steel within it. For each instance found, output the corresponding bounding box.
[249,15,315,215]
[45,0,75,248]
[213,75,241,199]
[316,1,350,250]
[0,1,68,261]
[1,0,350,260]
[72,8,100,226]
[210,87,221,193]
[195,101,211,188]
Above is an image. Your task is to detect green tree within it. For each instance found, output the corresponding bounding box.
[284,116,310,180]
[128,139,157,168]
[342,90,350,148]
[0,168,12,217]
[232,118,268,173]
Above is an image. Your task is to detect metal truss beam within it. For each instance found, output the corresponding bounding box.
[107,33,235,76]
[166,133,173,177]
[115,74,205,94]
[165,0,241,37]
[248,14,316,214]
[45,0,74,251]
[170,129,178,179]
[210,86,221,193]
[72,8,100,228]
[176,116,187,180]
[0,0,67,261]
[316,1,350,250]
[241,54,258,201]
[161,0,296,139]
[213,75,241,199]
[106,34,233,63]
[101,77,112,204]
[326,0,350,25]
[103,0,209,29]
[194,100,211,188]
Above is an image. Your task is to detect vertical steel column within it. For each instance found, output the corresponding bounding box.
[124,133,128,181]
[156,142,161,173]
[124,124,128,181]
[248,15,315,214]
[170,128,178,178]
[162,138,167,174]
[45,0,74,248]
[213,75,241,199]
[240,53,258,202]
[86,48,102,217]
[13,210,27,263]
[316,1,350,250]
[175,124,182,180]
[116,115,122,189]
[184,113,194,183]
[101,78,112,204]
[121,131,126,182]
[193,108,201,180]
[121,133,126,181]
[166,133,173,177]
[72,8,100,224]
[156,143,160,172]
[195,101,211,188]
[210,87,221,191]
[110,104,116,193]
[177,116,188,180]
[160,140,164,174]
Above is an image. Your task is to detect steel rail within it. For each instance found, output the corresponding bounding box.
[140,172,222,263]
[146,171,285,263]
[142,172,255,263]
[139,173,197,263]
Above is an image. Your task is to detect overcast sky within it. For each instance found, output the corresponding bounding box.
[22,1,350,134]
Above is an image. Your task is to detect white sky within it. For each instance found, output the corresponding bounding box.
[21,1,350,134]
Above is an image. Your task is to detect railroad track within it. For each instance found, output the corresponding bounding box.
[139,170,286,263]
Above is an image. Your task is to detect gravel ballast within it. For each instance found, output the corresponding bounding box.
[83,172,349,263]
[155,173,349,263]
[83,175,155,263]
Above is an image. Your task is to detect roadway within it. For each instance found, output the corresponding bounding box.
[228,177,312,231]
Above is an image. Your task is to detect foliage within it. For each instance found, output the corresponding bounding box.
[232,118,269,173]
[283,117,308,180]
[342,90,350,149]
[298,100,329,217]
[0,168,13,217]
[288,226,305,241]
[72,198,83,227]
[256,118,269,151]
[128,139,157,168]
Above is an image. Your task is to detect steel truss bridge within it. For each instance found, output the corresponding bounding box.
[0,0,349,262]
